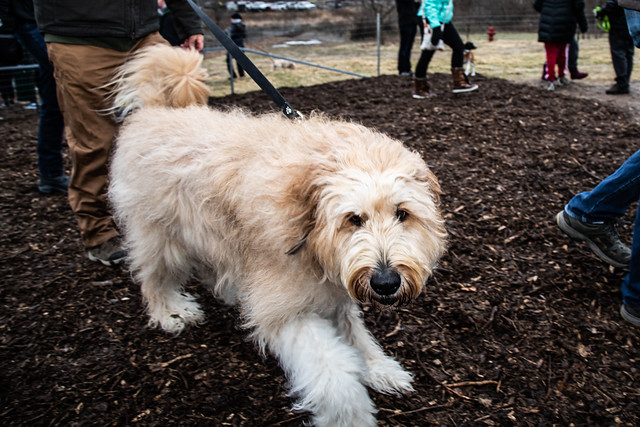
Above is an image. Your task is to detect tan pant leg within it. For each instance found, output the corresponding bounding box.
[46,33,167,249]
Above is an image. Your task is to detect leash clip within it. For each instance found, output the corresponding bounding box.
[284,104,304,122]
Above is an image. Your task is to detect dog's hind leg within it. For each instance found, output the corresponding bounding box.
[133,237,205,334]
[335,304,414,396]
[265,314,377,427]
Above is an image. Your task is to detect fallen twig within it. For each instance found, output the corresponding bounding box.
[149,353,194,371]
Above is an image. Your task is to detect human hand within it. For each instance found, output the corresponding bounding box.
[430,26,442,46]
[181,34,204,52]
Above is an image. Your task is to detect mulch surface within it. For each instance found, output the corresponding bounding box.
[1,74,639,426]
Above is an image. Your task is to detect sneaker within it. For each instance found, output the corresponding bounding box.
[399,71,414,77]
[605,84,629,95]
[452,83,478,94]
[412,92,435,99]
[556,210,631,268]
[38,174,69,195]
[24,102,38,110]
[558,76,570,86]
[87,237,127,266]
[546,81,555,91]
[620,304,640,327]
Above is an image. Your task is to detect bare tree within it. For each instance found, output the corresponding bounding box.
[352,0,397,41]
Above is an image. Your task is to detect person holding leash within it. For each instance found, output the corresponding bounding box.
[33,0,204,265]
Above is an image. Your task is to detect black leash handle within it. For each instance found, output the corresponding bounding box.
[186,0,301,121]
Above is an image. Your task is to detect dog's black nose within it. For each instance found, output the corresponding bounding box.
[370,268,401,296]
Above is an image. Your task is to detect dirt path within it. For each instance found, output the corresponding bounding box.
[522,78,640,117]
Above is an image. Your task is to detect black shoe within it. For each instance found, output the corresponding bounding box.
[556,210,631,268]
[620,304,640,327]
[605,84,629,95]
[38,174,69,195]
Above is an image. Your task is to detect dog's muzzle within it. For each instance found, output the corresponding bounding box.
[370,267,401,305]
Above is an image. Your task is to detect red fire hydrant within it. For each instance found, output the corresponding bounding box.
[487,26,496,42]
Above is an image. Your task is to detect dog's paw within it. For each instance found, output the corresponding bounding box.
[147,292,205,334]
[363,356,414,395]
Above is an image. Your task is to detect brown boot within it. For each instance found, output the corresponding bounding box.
[451,67,478,93]
[412,77,433,99]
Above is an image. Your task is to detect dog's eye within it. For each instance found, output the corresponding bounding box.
[349,214,364,227]
[396,209,409,222]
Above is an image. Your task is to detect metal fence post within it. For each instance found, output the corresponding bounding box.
[376,13,381,77]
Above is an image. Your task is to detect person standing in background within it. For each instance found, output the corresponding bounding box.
[157,0,182,46]
[0,0,68,194]
[534,0,588,91]
[596,0,634,94]
[412,0,478,98]
[226,12,246,78]
[395,0,421,76]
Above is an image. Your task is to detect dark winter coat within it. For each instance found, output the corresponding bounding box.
[395,0,420,27]
[228,21,246,46]
[33,0,202,41]
[533,0,588,43]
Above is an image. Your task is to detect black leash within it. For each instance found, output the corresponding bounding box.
[186,0,301,121]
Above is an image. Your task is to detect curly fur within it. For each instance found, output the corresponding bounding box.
[109,44,447,427]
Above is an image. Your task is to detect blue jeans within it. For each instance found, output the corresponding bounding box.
[625,9,640,48]
[565,149,640,307]
[15,22,65,179]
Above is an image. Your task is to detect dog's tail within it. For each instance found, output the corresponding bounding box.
[111,44,210,117]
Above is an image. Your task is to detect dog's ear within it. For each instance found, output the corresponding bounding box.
[416,166,442,204]
[282,169,324,255]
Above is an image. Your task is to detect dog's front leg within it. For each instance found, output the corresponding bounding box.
[336,304,414,396]
[266,314,377,427]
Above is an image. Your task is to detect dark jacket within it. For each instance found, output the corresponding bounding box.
[0,1,21,65]
[534,0,588,43]
[33,0,202,41]
[228,21,246,46]
[601,0,629,34]
[395,0,420,27]
[0,0,36,30]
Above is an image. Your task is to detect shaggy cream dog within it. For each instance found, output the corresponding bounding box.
[109,44,447,427]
